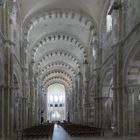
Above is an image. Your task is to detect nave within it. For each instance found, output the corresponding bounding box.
[1,0,140,140]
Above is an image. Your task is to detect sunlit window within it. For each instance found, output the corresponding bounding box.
[52,113,55,118]
[54,96,58,102]
[52,111,60,119]
[92,48,96,57]
[59,96,63,102]
[49,96,53,102]
[106,14,112,32]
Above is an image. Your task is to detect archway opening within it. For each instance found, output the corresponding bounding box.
[126,48,140,135]
[47,84,66,122]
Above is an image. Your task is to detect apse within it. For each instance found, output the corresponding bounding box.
[47,83,66,121]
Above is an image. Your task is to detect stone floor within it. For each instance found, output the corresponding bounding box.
[20,124,140,140]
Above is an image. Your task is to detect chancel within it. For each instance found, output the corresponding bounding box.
[0,0,140,140]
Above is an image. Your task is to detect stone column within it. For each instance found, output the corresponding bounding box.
[0,1,3,30]
[3,44,13,139]
[0,86,2,137]
[128,90,135,135]
[44,93,47,122]
[77,72,83,124]
[83,60,89,125]
[74,79,78,123]
[21,97,26,129]
[0,85,4,138]
[71,87,75,123]
[112,50,118,136]
[71,86,74,123]
[3,86,10,138]
[34,82,38,125]
[111,0,124,136]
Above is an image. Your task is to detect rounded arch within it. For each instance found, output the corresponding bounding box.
[45,76,71,85]
[31,32,88,60]
[123,39,140,84]
[45,79,70,89]
[38,61,77,76]
[35,49,81,70]
[42,70,73,82]
[42,69,73,85]
[123,38,140,136]
[23,9,97,41]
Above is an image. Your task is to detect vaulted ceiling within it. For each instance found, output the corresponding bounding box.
[22,0,105,89]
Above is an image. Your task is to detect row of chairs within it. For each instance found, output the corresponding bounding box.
[17,123,54,139]
[60,123,104,136]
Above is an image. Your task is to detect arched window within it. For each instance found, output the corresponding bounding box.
[106,14,112,32]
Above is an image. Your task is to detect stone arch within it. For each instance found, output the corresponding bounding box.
[43,71,72,83]
[38,61,77,77]
[45,76,71,85]
[35,49,81,70]
[42,69,73,85]
[123,39,140,83]
[23,9,97,41]
[123,38,140,135]
[45,79,70,89]
[31,32,87,60]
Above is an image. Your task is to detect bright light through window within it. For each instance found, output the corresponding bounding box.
[92,48,96,57]
[54,96,58,102]
[47,84,65,121]
[59,96,63,102]
[52,111,60,119]
[106,14,112,32]
[50,96,53,102]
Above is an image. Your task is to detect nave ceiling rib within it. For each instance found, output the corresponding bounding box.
[31,32,87,61]
[38,61,77,77]
[42,69,73,85]
[34,49,81,77]
[23,6,98,89]
[44,78,71,89]
[23,9,96,42]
